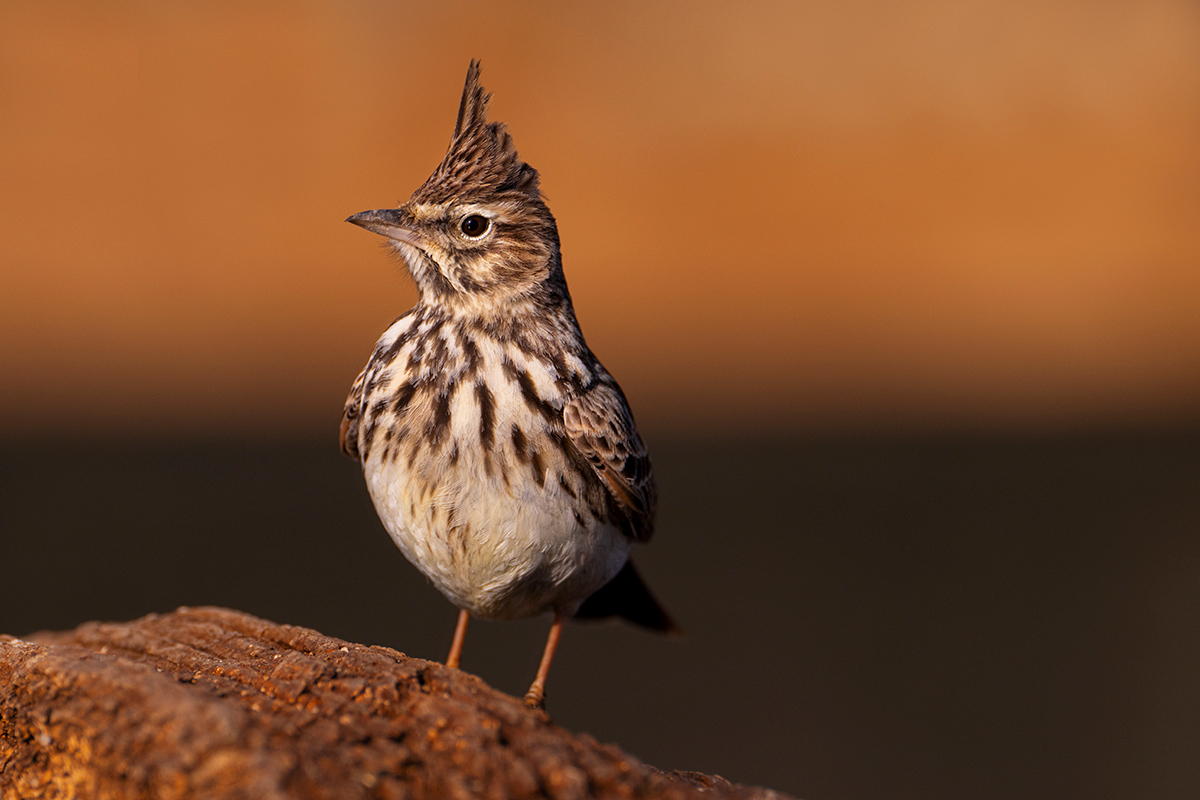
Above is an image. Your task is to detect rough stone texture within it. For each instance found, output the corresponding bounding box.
[0,607,789,800]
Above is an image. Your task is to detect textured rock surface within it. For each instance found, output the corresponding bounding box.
[0,607,789,799]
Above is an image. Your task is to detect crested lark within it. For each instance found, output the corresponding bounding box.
[341,61,675,708]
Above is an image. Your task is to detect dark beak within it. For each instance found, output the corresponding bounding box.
[346,209,426,249]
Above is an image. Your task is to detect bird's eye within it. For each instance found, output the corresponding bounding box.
[460,215,490,237]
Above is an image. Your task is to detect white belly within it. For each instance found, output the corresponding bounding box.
[363,439,630,620]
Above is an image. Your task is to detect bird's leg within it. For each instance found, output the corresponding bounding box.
[446,609,469,669]
[523,609,567,708]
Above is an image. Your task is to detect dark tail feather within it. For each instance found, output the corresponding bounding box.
[574,560,681,635]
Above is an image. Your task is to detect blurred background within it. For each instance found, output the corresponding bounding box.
[2,1,1199,798]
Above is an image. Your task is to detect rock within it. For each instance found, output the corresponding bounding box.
[0,607,790,799]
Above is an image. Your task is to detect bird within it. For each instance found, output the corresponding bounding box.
[340,61,676,708]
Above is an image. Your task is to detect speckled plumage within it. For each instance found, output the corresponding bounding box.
[340,62,673,703]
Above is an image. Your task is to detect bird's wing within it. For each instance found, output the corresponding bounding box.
[339,366,368,460]
[562,380,656,542]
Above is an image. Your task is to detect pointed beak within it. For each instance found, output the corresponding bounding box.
[346,208,426,249]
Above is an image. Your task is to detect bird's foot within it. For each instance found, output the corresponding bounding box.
[522,687,546,709]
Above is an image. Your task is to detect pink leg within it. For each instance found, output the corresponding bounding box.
[446,609,469,669]
[524,609,567,708]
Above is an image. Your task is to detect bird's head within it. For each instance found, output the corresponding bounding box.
[348,61,564,315]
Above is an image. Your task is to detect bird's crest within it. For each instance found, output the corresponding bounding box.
[411,61,542,206]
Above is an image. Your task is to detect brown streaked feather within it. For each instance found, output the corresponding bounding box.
[412,59,542,208]
[562,381,656,542]
[452,59,486,140]
[339,367,368,460]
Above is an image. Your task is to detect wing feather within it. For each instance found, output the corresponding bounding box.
[562,380,656,542]
[339,366,368,460]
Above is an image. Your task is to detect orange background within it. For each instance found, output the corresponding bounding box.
[3,1,1199,437]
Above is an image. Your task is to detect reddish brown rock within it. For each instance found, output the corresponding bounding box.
[0,607,789,800]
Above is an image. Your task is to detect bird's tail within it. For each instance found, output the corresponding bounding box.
[574,560,681,635]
